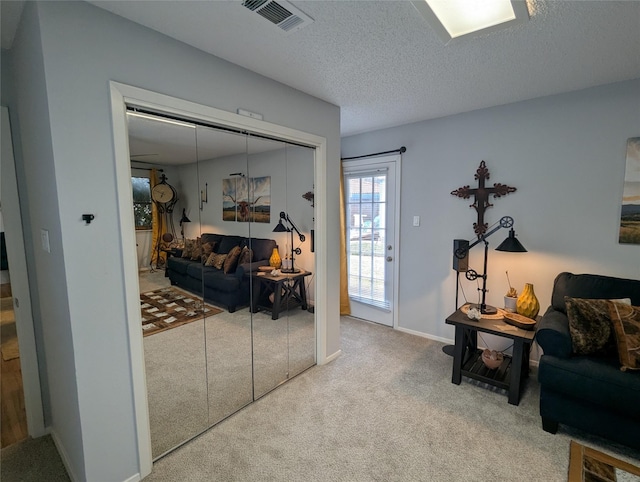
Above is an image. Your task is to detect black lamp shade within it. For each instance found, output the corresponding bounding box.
[273,220,288,232]
[495,228,527,252]
[180,208,191,224]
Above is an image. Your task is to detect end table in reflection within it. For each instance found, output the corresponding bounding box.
[250,270,311,320]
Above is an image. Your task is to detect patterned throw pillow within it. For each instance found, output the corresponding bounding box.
[608,301,640,371]
[190,237,202,261]
[205,252,227,269]
[181,239,194,258]
[565,297,616,356]
[238,246,253,266]
[223,246,242,274]
[200,242,214,264]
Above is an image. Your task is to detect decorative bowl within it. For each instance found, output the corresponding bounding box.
[482,349,504,369]
[504,312,537,330]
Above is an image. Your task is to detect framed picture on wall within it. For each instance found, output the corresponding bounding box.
[618,137,640,244]
[222,176,271,223]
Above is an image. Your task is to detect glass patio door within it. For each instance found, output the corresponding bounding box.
[343,155,399,327]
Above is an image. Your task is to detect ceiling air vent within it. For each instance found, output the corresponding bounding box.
[242,0,314,34]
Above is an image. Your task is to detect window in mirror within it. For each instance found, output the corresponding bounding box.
[132,176,152,229]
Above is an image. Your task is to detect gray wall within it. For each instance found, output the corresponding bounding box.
[7,1,340,481]
[342,79,640,348]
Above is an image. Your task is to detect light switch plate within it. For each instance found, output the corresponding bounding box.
[413,216,420,227]
[41,229,50,253]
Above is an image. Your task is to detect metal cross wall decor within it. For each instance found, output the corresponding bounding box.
[451,160,517,237]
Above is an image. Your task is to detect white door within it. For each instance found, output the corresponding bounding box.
[343,155,400,327]
[1,106,45,438]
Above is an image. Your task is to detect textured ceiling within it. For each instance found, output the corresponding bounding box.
[86,0,640,136]
[3,1,640,137]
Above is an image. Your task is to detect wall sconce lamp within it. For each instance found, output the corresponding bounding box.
[273,211,305,273]
[453,216,526,314]
[200,182,208,210]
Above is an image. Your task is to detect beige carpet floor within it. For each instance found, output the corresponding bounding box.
[2,317,639,481]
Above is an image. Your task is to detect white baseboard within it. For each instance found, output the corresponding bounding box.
[321,349,342,365]
[396,326,453,345]
[50,429,80,482]
[122,473,142,482]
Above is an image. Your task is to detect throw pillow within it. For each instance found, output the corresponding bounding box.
[223,246,242,274]
[565,297,616,356]
[202,242,215,256]
[238,246,253,266]
[189,237,202,261]
[607,301,640,371]
[181,239,194,258]
[205,252,227,270]
[200,242,215,264]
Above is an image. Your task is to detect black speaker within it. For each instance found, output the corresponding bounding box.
[453,239,469,272]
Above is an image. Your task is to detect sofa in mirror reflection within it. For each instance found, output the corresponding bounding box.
[167,233,276,312]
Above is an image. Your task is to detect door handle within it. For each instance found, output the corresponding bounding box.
[386,256,393,262]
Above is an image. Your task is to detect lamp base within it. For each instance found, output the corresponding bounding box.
[280,268,301,274]
[468,303,498,315]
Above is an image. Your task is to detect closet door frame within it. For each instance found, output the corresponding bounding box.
[109,81,328,479]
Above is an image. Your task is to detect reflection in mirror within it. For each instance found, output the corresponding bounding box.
[248,138,316,398]
[128,110,209,459]
[128,108,317,459]
[192,125,253,425]
[247,136,290,398]
[282,144,316,379]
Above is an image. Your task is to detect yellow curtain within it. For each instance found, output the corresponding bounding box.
[339,163,351,315]
[149,169,166,268]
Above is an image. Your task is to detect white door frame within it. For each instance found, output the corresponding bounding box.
[109,82,328,478]
[343,154,401,328]
[1,106,46,438]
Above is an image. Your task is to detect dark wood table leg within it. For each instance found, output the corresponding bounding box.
[297,277,308,310]
[250,277,261,313]
[508,338,525,405]
[272,280,283,320]
[452,326,465,385]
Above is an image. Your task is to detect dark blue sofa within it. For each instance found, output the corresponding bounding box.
[536,272,640,450]
[167,233,275,312]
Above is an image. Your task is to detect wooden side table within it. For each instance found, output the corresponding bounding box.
[445,306,536,405]
[250,270,311,320]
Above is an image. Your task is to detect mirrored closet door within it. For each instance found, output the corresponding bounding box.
[128,110,316,461]
[129,111,209,459]
[194,125,254,426]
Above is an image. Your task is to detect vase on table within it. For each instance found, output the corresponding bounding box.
[269,247,282,269]
[504,296,517,313]
[516,283,540,319]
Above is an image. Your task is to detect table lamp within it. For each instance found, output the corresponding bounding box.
[453,216,526,314]
[273,211,305,273]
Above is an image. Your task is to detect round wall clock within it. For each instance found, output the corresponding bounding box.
[151,182,176,204]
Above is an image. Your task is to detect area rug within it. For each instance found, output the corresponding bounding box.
[568,440,640,482]
[140,287,222,337]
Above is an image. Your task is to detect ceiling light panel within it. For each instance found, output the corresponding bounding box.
[412,0,529,44]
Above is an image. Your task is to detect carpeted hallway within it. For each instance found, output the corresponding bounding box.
[2,316,639,481]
